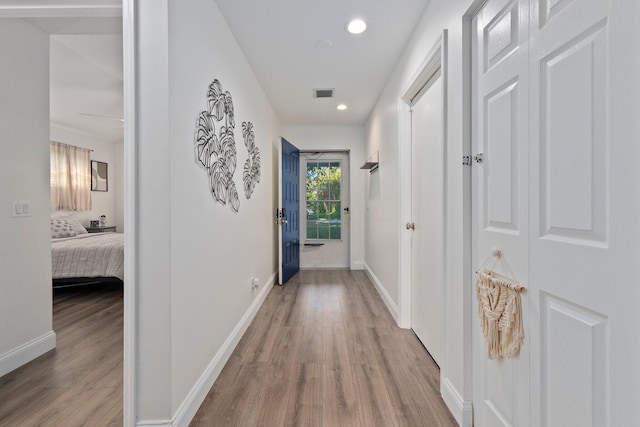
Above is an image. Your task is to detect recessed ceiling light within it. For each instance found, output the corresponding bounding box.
[337,104,348,111]
[346,19,367,35]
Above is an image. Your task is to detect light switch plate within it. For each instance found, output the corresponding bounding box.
[13,200,31,217]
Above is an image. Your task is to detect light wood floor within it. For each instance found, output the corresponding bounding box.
[0,271,457,426]
[0,283,123,426]
[191,270,458,427]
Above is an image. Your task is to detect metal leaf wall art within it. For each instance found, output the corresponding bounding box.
[194,79,240,213]
[242,121,261,199]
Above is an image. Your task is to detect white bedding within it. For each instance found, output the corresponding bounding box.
[51,233,124,281]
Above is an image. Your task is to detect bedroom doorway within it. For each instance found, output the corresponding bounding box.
[48,12,126,425]
[0,2,135,426]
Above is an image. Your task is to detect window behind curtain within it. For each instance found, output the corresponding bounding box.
[50,141,92,211]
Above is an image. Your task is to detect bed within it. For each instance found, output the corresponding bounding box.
[50,215,124,287]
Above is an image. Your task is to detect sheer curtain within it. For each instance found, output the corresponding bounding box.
[50,141,92,211]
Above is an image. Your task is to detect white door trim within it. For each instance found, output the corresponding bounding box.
[458,3,487,427]
[122,1,137,425]
[0,3,137,426]
[397,30,448,330]
[0,4,122,18]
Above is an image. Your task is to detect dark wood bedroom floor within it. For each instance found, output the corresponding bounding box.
[190,270,458,427]
[0,282,123,426]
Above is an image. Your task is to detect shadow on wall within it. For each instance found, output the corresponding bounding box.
[368,168,381,199]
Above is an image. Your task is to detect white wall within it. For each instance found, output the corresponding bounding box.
[168,0,281,414]
[281,125,365,270]
[364,0,474,423]
[0,19,56,376]
[50,124,124,231]
[136,0,281,422]
[136,0,172,418]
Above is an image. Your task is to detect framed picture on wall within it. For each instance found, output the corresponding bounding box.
[91,160,108,192]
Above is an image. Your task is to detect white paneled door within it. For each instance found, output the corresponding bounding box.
[472,0,530,424]
[472,0,638,425]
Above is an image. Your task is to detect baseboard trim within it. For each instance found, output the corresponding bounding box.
[136,421,171,427]
[0,331,56,378]
[169,271,277,427]
[441,376,473,427]
[350,261,364,270]
[363,263,398,323]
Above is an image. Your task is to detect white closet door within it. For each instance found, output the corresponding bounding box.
[528,0,625,425]
[411,73,445,367]
[472,0,639,425]
[471,0,530,424]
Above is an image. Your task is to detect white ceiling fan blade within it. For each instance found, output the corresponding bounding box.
[78,112,124,122]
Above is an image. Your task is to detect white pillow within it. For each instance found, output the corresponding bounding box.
[51,218,77,239]
[67,218,88,235]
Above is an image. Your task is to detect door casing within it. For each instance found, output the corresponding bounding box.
[0,3,136,426]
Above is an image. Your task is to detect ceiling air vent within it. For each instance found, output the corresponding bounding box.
[313,88,335,98]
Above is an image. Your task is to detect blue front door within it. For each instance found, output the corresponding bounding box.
[280,138,300,284]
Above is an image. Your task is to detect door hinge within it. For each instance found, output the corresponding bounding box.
[474,153,484,164]
[462,155,471,166]
[406,222,415,230]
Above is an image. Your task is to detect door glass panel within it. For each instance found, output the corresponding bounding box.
[330,201,342,239]
[329,162,341,199]
[305,160,342,240]
[306,201,318,239]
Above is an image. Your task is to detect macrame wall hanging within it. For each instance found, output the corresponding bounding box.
[476,249,525,359]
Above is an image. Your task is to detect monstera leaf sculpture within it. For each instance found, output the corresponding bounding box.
[242,121,261,199]
[194,79,239,213]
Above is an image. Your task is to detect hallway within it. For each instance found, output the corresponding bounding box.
[191,270,457,426]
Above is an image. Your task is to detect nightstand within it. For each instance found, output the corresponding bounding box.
[86,226,117,233]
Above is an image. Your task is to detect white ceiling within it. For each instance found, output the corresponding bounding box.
[18,0,430,141]
[215,0,430,125]
[49,33,124,143]
[25,17,124,144]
